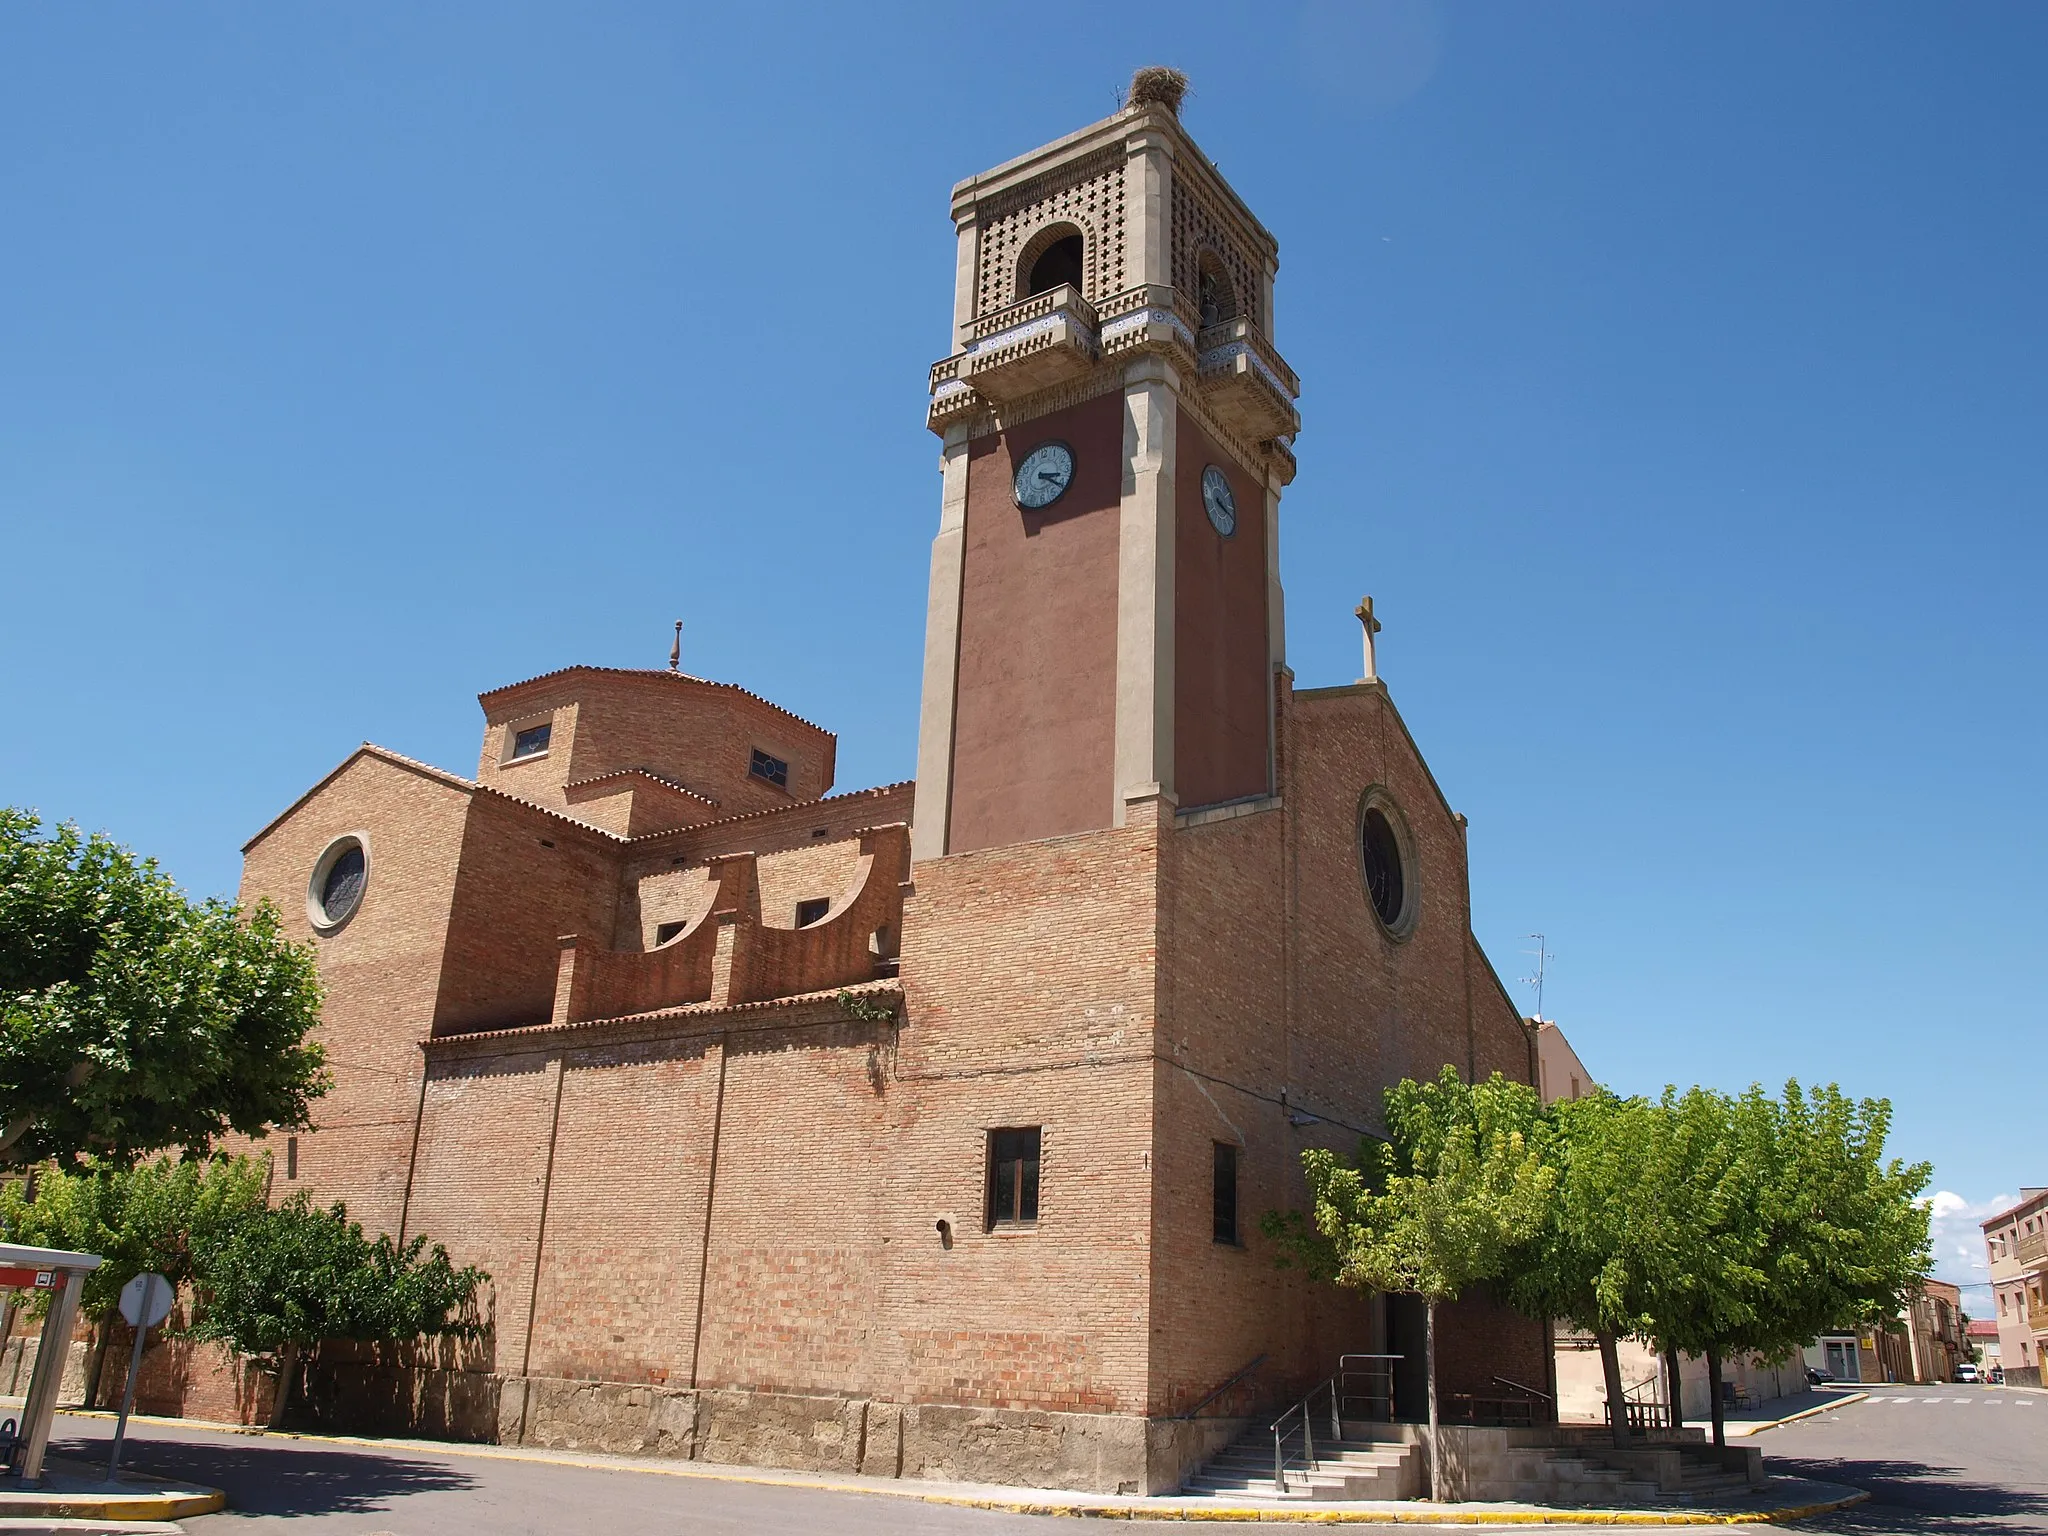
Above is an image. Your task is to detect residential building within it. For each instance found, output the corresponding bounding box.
[1984,1187,2048,1387]
[1802,1279,1968,1385]
[1904,1278,1965,1384]
[1534,1020,1592,1104]
[1966,1317,2001,1371]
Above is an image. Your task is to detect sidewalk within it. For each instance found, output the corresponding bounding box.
[62,1408,1866,1525]
[0,1453,222,1523]
[1719,1386,1868,1437]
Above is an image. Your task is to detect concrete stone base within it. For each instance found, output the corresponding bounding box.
[480,1376,1244,1495]
[1432,1425,1763,1504]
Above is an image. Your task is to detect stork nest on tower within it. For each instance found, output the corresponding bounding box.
[1128,66,1189,116]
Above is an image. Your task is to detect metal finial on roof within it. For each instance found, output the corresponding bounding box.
[669,620,682,673]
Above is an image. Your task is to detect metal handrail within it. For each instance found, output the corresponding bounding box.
[1492,1374,1554,1403]
[1607,1374,1669,1430]
[1270,1377,1341,1493]
[1177,1354,1269,1420]
[1338,1353,1402,1422]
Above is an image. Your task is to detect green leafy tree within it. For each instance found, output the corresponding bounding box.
[1707,1082,1929,1437]
[187,1193,486,1428]
[1496,1091,1664,1446]
[0,809,329,1166]
[1521,1081,1930,1448]
[1276,1069,1554,1499]
[1615,1086,1757,1441]
[0,1154,269,1403]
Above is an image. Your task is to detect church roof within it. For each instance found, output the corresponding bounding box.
[624,780,916,846]
[563,767,720,807]
[478,666,832,740]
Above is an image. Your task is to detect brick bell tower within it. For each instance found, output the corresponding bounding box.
[912,68,1300,859]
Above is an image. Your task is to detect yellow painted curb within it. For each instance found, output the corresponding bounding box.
[57,1409,1867,1525]
[0,1488,226,1520]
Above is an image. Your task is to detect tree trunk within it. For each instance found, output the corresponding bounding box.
[1706,1345,1726,1448]
[1664,1344,1685,1432]
[1597,1330,1633,1448]
[83,1316,112,1409]
[1425,1298,1443,1502]
[268,1340,300,1431]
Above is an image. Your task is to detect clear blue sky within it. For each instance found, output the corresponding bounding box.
[4,3,2040,1306]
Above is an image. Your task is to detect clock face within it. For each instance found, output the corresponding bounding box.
[1201,465,1238,537]
[1013,441,1074,510]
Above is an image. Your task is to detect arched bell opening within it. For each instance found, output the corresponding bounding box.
[1018,225,1086,300]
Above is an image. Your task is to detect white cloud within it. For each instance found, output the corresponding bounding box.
[1921,1190,2013,1320]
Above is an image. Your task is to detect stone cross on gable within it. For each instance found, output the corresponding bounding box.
[1355,596,1383,683]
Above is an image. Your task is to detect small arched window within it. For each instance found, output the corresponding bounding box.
[1024,232,1084,298]
[1198,252,1238,328]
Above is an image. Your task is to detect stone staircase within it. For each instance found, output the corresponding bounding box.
[1179,1421,1423,1501]
[1181,1421,1761,1506]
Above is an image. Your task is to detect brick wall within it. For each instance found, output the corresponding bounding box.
[524,1033,722,1384]
[223,663,1545,1484]
[947,394,1125,852]
[475,671,834,816]
[1173,413,1272,811]
[238,749,472,1235]
[432,797,623,1035]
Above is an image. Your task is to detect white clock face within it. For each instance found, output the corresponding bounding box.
[1202,465,1238,536]
[1014,441,1075,510]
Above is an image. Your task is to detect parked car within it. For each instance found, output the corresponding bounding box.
[1806,1366,1834,1386]
[1957,1362,1979,1383]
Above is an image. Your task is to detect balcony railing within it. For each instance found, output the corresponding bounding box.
[2019,1230,2048,1266]
[955,284,1099,403]
[1195,317,1300,442]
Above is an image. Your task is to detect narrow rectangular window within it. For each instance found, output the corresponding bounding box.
[986,1127,1041,1229]
[654,920,686,945]
[749,749,789,788]
[1213,1142,1239,1245]
[510,722,552,761]
[286,1135,299,1181]
[795,897,830,928]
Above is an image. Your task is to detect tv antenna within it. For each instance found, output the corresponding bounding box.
[1520,934,1553,1021]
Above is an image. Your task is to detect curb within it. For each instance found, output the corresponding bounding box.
[55,1411,1866,1525]
[1735,1392,1869,1435]
[880,1489,1871,1523]
[0,1490,226,1522]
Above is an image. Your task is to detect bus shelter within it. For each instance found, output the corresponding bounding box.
[0,1243,102,1483]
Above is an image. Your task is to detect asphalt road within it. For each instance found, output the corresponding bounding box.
[47,1415,1075,1535]
[1760,1383,2048,1533]
[41,1389,2046,1533]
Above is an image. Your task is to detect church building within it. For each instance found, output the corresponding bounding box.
[238,70,1548,1494]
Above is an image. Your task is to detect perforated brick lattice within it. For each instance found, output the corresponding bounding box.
[1172,179,1262,334]
[977,151,1128,314]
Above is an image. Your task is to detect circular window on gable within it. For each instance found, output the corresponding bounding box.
[1357,792,1416,938]
[308,835,369,934]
